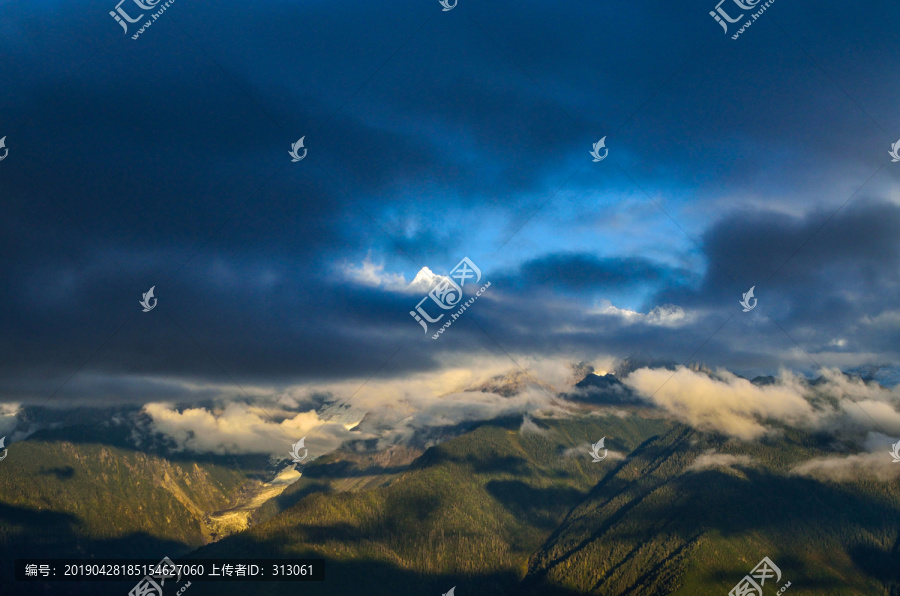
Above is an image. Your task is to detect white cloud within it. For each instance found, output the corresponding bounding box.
[592,300,695,328]
[59,355,900,471]
[790,452,900,482]
[623,367,818,440]
[340,255,442,295]
[0,403,20,437]
[143,401,358,457]
[341,255,411,291]
[519,415,547,435]
[622,365,900,449]
[141,355,581,457]
[687,451,756,472]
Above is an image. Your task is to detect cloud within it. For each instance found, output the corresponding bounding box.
[592,301,695,328]
[341,256,440,295]
[519,415,547,435]
[790,432,900,482]
[791,453,900,482]
[622,364,900,445]
[0,403,20,437]
[3,199,900,402]
[341,256,410,291]
[142,402,358,457]
[141,355,577,455]
[3,0,900,410]
[687,452,756,472]
[623,367,818,440]
[511,253,677,292]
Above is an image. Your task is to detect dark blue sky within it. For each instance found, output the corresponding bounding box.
[1,0,899,406]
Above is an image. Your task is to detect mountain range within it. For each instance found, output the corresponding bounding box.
[0,369,898,595]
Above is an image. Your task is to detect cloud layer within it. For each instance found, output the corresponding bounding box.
[1,0,900,405]
[624,365,900,441]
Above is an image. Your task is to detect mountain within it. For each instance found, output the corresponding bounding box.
[3,370,899,595]
[522,425,900,595]
[846,365,900,389]
[183,412,900,596]
[184,412,673,596]
[466,370,557,398]
[0,434,278,595]
[567,373,641,405]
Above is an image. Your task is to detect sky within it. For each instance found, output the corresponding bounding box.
[1,0,899,421]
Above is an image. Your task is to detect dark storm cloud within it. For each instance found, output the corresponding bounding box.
[696,199,900,356]
[1,0,899,403]
[651,198,900,310]
[492,253,683,292]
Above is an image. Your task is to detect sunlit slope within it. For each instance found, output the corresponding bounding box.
[0,440,253,560]
[186,413,673,596]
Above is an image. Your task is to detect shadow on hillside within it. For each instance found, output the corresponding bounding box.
[524,427,900,594]
[468,454,530,475]
[183,534,524,596]
[269,481,332,513]
[0,502,192,559]
[302,461,410,479]
[0,502,193,596]
[37,466,75,480]
[849,543,900,585]
[702,552,860,594]
[486,480,583,531]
